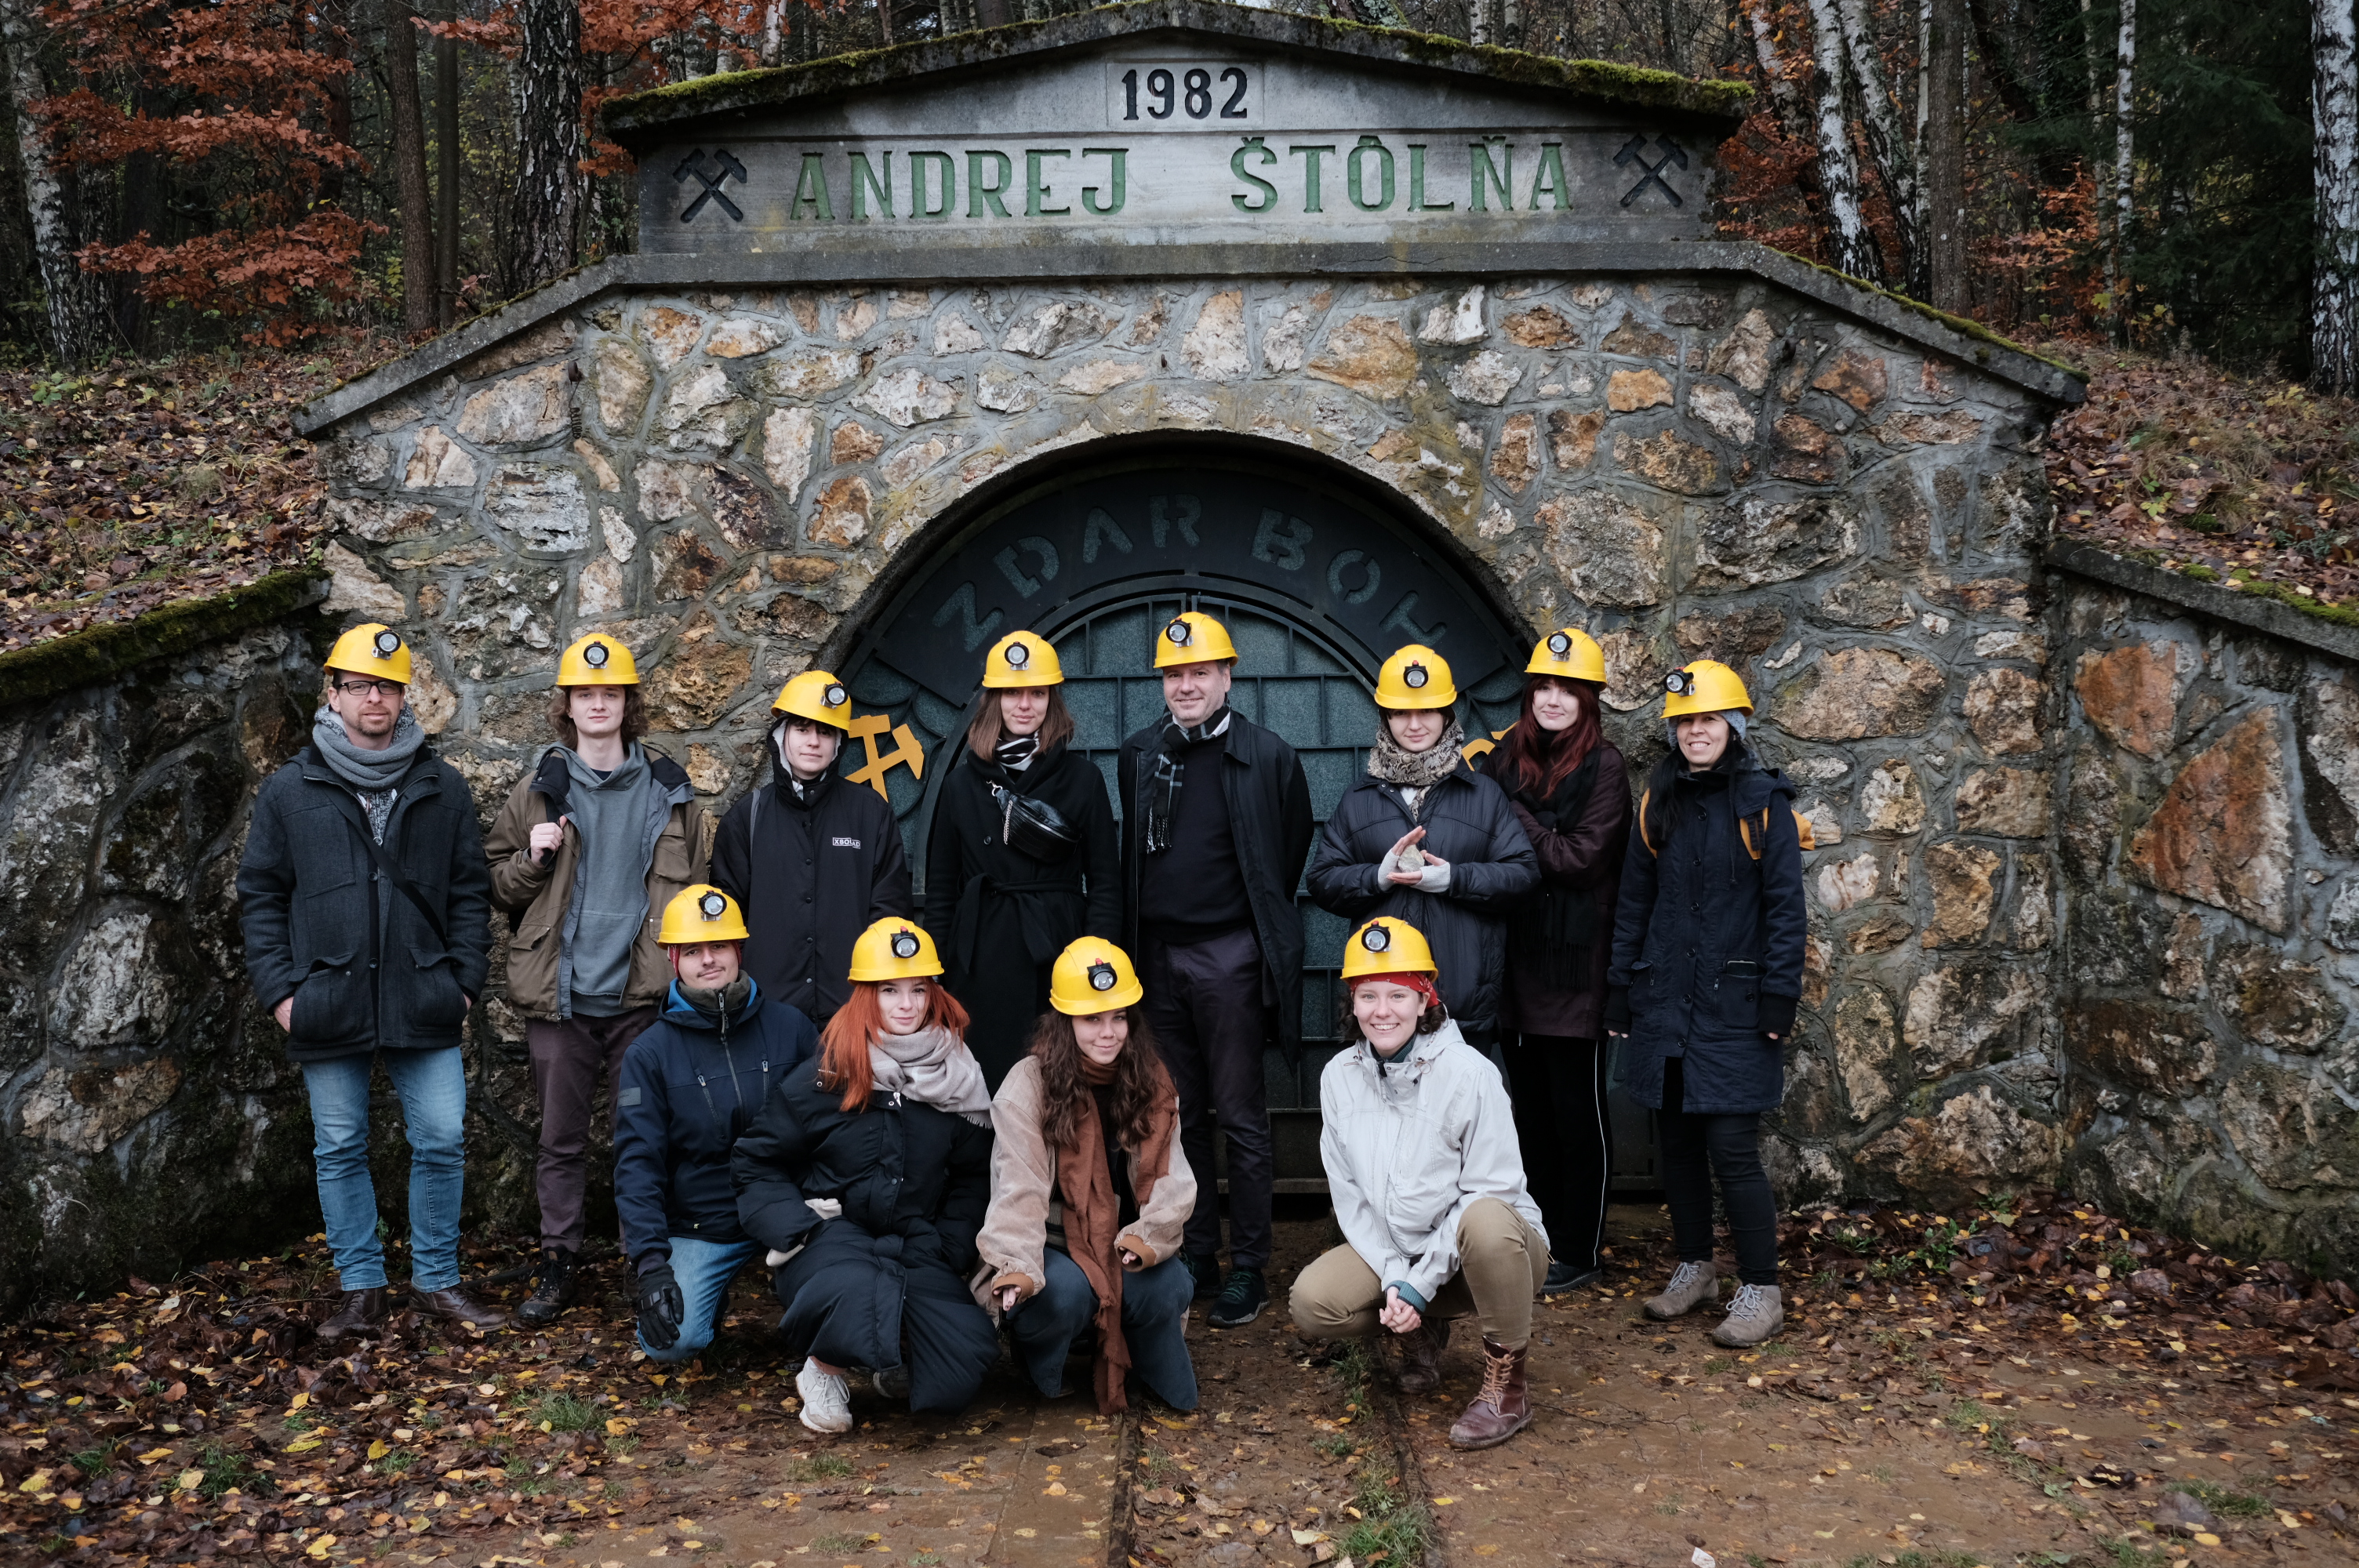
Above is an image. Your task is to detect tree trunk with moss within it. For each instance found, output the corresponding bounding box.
[2,0,110,368]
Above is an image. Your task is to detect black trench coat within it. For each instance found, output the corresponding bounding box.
[921,745,1120,1087]
[732,1059,998,1414]
[1477,742,1633,1040]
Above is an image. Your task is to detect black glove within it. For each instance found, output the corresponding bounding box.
[635,1264,683,1351]
[1601,985,1631,1036]
[1758,993,1798,1041]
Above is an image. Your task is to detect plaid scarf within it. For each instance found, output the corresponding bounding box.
[1141,706,1233,855]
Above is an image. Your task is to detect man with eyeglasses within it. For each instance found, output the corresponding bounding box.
[237,622,505,1339]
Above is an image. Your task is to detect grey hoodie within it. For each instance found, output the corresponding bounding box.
[1316,1017,1547,1307]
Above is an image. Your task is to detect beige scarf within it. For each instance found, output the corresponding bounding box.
[867,1026,993,1127]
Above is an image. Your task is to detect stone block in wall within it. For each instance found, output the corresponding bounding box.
[2219,1060,2358,1194]
[1902,960,2040,1076]
[1690,495,1861,590]
[2066,998,2216,1098]
[1830,985,1899,1122]
[1921,842,2001,946]
[2125,711,2292,933]
[2299,670,2359,856]
[2215,944,2347,1053]
[1779,648,1945,739]
[1856,1083,2063,1203]
[2074,639,2190,758]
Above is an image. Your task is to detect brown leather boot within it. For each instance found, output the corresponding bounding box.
[412,1287,510,1330]
[1394,1317,1450,1396]
[319,1288,385,1340]
[1448,1336,1532,1450]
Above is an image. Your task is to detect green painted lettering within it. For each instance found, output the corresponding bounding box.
[849,152,892,220]
[1081,147,1129,216]
[911,151,956,219]
[1231,136,1278,212]
[1470,139,1513,212]
[789,152,834,221]
[1408,145,1454,211]
[1347,135,1394,212]
[1289,143,1336,213]
[1528,142,1570,211]
[1025,149,1072,216]
[968,150,1013,218]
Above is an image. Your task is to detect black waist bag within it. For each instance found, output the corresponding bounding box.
[992,783,1079,862]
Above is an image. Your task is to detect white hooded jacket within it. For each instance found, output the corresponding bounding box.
[1317,1017,1548,1308]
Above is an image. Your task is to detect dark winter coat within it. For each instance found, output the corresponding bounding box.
[1605,746,1808,1116]
[236,745,493,1063]
[1478,742,1633,1040]
[612,980,818,1275]
[921,744,1121,1088]
[1115,713,1315,1052]
[732,1058,998,1409]
[711,753,913,1025]
[1304,757,1539,1044]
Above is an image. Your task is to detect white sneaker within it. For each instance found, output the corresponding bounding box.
[1643,1261,1720,1320]
[1711,1283,1785,1348]
[796,1357,852,1434]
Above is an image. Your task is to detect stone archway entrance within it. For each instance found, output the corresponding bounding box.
[836,440,1657,1189]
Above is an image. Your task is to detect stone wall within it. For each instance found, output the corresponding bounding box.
[0,612,329,1319]
[312,269,2074,1219]
[2048,564,2359,1274]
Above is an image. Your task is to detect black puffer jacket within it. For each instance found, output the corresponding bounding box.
[711,753,912,1025]
[1605,745,1808,1116]
[1305,758,1538,1044]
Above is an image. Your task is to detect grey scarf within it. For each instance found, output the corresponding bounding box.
[1367,716,1466,815]
[1143,706,1233,855]
[867,1025,994,1127]
[313,708,426,840]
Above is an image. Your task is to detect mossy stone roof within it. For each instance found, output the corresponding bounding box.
[602,0,1752,145]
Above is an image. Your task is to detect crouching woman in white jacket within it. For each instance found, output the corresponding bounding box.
[1291,916,1549,1450]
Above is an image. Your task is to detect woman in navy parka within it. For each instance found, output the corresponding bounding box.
[1603,659,1806,1350]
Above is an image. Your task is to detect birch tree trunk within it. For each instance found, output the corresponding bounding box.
[1924,0,1968,309]
[1805,0,1883,280]
[1748,0,1814,143]
[1835,0,1928,292]
[383,0,437,333]
[2314,0,2359,390]
[1,0,109,368]
[509,0,586,292]
[2110,0,2136,334]
[433,0,460,325]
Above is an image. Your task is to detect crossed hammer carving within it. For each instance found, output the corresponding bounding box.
[675,148,749,223]
[1615,135,1688,209]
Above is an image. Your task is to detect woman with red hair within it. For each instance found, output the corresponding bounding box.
[732,918,998,1434]
[1474,629,1632,1297]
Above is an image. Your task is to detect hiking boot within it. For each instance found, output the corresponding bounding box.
[1711,1283,1785,1348]
[413,1287,509,1330]
[517,1247,577,1327]
[797,1358,852,1434]
[874,1364,911,1400]
[1643,1261,1719,1320]
[319,1287,385,1341]
[1394,1317,1450,1395]
[1206,1268,1267,1329]
[1448,1336,1533,1450]
[1541,1260,1602,1297]
[1187,1253,1223,1299]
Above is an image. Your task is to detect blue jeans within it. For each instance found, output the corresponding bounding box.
[1008,1250,1198,1411]
[301,1048,467,1292]
[640,1236,758,1363]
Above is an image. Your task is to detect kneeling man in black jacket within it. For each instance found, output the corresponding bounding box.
[614,886,817,1363]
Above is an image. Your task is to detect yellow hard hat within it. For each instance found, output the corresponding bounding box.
[658,884,749,946]
[1339,916,1438,981]
[983,630,1063,689]
[772,670,852,729]
[1662,659,1754,719]
[1525,627,1606,684]
[1372,644,1457,710]
[326,623,413,684]
[1153,611,1238,669]
[1049,937,1144,1014]
[849,917,943,982]
[558,631,639,687]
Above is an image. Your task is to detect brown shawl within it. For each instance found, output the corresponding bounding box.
[1056,1058,1179,1415]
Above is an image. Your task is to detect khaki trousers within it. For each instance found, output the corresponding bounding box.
[1289,1197,1549,1350]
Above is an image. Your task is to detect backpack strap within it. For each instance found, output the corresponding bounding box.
[1736,806,1819,859]
[1637,787,1656,856]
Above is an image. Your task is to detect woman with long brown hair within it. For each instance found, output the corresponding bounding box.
[971,937,1198,1413]
[1474,630,1632,1297]
[924,629,1121,1089]
[732,918,998,1434]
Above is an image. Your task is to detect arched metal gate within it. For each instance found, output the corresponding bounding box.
[834,444,1656,1190]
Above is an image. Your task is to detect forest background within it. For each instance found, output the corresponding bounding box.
[5,0,2359,641]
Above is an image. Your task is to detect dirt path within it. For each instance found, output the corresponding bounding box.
[5,1202,2356,1568]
